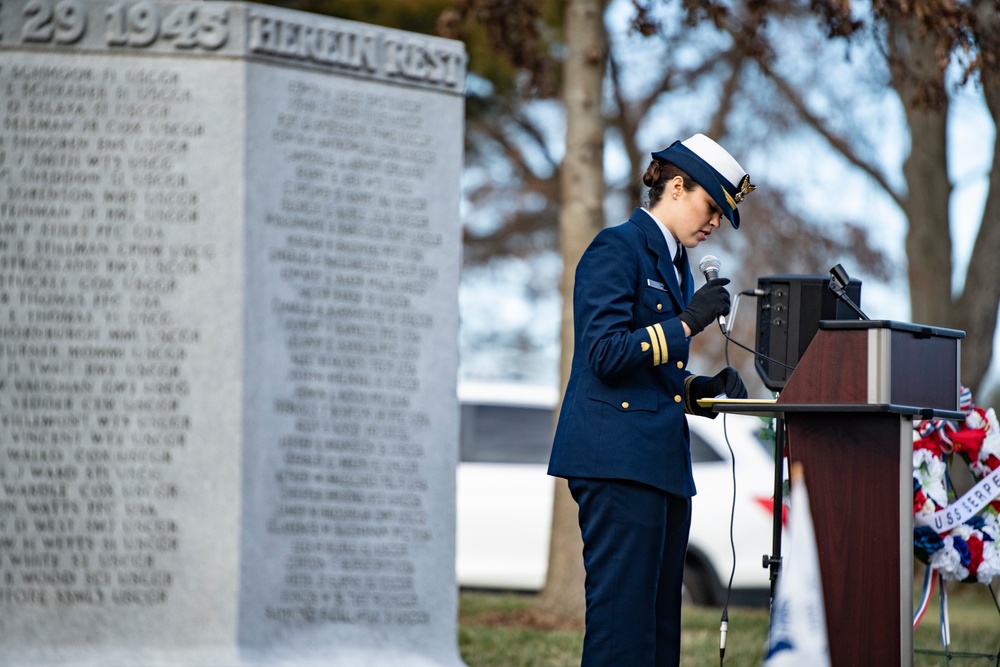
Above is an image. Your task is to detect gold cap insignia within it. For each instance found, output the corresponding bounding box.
[734,173,756,205]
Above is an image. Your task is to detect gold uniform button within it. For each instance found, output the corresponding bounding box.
[673,395,682,403]
[656,303,663,311]
[676,361,684,369]
[621,402,629,409]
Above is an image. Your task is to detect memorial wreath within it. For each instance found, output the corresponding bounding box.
[912,387,1000,584]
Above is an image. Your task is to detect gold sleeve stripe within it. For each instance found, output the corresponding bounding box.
[684,375,697,414]
[645,325,661,366]
[653,323,668,365]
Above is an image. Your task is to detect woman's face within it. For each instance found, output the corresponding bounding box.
[671,182,724,248]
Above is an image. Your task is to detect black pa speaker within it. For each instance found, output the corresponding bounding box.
[754,274,862,391]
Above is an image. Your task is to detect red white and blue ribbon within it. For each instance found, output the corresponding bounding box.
[912,566,936,629]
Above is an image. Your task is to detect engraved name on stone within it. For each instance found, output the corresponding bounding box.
[258,75,443,628]
[1,55,209,610]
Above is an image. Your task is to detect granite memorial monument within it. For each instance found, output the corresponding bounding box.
[0,1,468,664]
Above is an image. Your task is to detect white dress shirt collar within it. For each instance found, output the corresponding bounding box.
[642,207,683,283]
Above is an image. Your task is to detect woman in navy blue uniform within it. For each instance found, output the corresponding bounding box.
[548,134,754,666]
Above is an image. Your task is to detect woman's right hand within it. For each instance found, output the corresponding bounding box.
[678,278,730,336]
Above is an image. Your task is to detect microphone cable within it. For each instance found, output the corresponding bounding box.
[719,290,796,372]
[716,287,780,664]
[718,319,738,664]
[717,408,737,664]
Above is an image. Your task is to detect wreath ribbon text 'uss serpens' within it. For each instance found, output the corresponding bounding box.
[915,468,1000,534]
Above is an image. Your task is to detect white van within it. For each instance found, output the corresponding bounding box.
[455,381,779,606]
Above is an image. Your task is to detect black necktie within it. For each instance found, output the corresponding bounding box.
[674,246,686,290]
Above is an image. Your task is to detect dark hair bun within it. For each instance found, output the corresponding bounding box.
[642,161,661,188]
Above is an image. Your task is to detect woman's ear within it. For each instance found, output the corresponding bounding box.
[669,175,686,200]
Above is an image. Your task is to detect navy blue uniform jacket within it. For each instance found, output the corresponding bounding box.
[548,208,702,497]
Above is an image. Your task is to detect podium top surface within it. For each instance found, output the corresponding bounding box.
[700,398,965,421]
[819,319,965,339]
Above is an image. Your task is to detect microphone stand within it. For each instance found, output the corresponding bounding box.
[829,284,869,321]
[764,416,785,606]
[828,264,870,321]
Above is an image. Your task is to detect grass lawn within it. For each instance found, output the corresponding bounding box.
[458,579,1000,667]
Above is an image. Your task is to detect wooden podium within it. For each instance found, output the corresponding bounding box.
[720,320,964,666]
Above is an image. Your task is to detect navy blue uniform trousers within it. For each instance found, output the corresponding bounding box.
[569,477,692,667]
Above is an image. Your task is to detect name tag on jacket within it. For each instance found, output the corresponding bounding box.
[646,278,668,292]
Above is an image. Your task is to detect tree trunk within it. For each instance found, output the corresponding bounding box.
[953,2,1000,395]
[886,7,1000,397]
[537,0,607,620]
[885,15,954,332]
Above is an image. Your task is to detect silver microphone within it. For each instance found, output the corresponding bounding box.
[699,255,721,281]
[698,255,726,331]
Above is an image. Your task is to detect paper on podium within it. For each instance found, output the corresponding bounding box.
[696,397,777,408]
[697,397,779,417]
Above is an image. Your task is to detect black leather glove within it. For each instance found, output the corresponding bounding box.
[703,367,748,399]
[679,278,731,336]
[687,367,748,418]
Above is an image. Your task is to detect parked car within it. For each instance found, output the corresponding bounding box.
[455,381,781,607]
